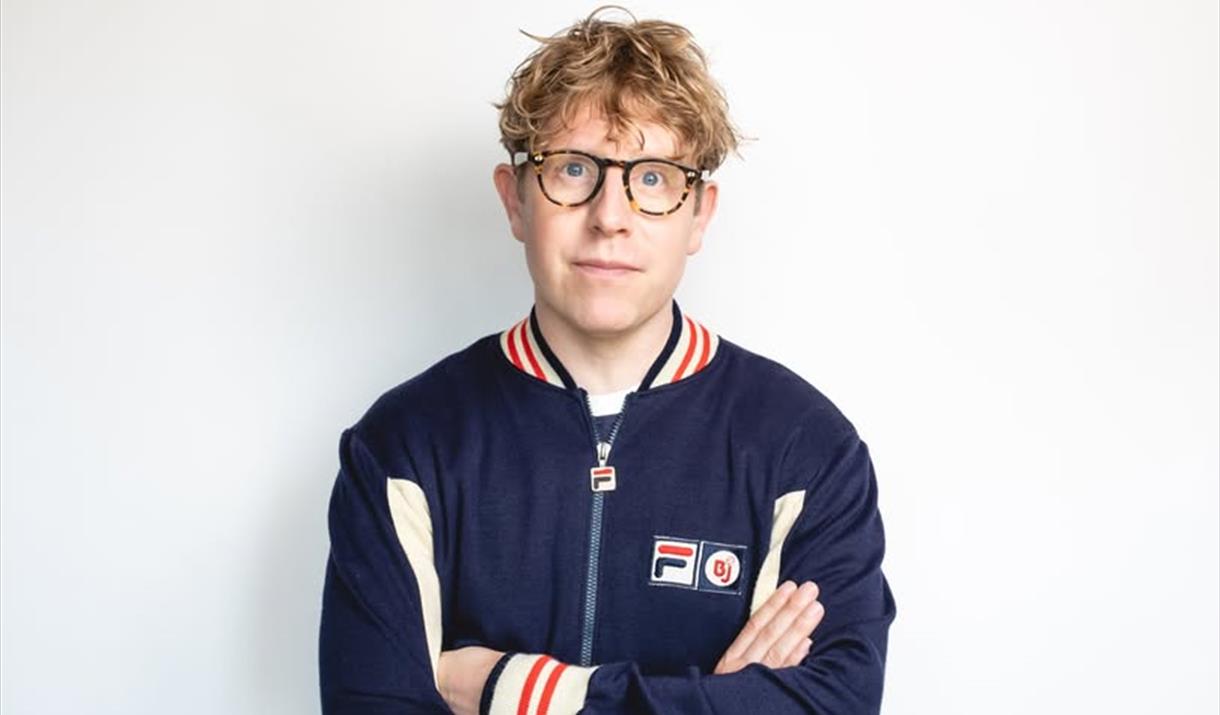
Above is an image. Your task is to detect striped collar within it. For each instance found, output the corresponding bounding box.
[498,300,721,392]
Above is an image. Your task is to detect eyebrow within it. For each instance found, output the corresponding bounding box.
[548,146,689,163]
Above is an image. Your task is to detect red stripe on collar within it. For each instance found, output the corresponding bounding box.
[499,316,565,387]
[498,306,720,390]
[650,312,719,386]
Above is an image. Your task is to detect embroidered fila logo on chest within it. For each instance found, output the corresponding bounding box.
[648,536,748,596]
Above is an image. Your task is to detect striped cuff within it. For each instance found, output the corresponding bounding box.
[482,653,598,715]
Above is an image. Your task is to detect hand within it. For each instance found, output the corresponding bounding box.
[714,580,824,674]
[437,645,504,715]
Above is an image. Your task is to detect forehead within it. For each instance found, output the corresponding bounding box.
[538,104,685,161]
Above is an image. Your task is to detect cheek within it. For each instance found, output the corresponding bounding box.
[522,214,582,267]
[667,227,700,279]
[656,222,697,263]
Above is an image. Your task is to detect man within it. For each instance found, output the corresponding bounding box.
[319,8,896,714]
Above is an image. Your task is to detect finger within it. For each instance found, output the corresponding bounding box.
[745,582,820,666]
[782,637,813,668]
[767,600,824,668]
[721,580,798,663]
[719,580,796,668]
[716,581,798,673]
[760,600,822,668]
[762,598,825,667]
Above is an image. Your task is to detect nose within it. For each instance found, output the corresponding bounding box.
[588,166,632,236]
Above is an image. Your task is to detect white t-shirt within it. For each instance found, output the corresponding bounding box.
[587,387,630,417]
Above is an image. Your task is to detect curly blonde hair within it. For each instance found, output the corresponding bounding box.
[495,6,743,175]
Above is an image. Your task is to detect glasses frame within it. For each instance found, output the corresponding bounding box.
[512,149,711,217]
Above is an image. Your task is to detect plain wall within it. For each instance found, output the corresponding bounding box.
[2,1,1217,712]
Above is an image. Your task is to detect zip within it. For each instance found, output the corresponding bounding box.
[578,389,631,667]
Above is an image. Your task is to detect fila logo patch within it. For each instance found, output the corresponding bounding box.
[650,538,698,586]
[649,536,748,596]
[590,466,616,492]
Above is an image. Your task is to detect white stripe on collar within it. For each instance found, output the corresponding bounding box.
[499,316,564,388]
[498,307,719,390]
[649,312,720,386]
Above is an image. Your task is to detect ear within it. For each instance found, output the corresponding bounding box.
[493,163,528,243]
[685,180,719,256]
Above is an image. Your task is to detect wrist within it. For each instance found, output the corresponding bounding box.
[479,651,517,715]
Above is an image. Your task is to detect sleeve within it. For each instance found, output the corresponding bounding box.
[319,426,451,714]
[478,431,897,715]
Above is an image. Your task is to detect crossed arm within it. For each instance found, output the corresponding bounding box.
[437,580,825,715]
[320,426,895,714]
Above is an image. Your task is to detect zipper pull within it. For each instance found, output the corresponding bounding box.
[590,441,616,492]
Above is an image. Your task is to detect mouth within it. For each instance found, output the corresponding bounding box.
[573,260,641,276]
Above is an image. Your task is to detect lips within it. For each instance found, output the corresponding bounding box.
[574,259,641,272]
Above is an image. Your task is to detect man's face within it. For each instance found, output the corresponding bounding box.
[493,105,719,340]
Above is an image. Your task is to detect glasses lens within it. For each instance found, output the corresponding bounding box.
[538,153,600,205]
[629,161,690,214]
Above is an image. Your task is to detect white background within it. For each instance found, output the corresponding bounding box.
[2,1,1217,713]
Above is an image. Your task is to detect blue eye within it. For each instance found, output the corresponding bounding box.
[564,162,585,177]
[641,170,661,186]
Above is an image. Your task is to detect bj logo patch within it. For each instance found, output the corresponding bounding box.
[649,536,748,596]
[703,550,741,588]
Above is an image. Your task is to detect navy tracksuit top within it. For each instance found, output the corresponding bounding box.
[319,300,897,714]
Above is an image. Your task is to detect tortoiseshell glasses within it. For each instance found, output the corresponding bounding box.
[512,149,710,216]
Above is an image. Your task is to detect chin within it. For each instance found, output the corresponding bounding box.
[563,295,647,337]
[574,305,638,336]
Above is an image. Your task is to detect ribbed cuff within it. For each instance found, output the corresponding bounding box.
[481,653,598,715]
[479,652,517,715]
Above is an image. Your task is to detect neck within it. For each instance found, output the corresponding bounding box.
[533,299,673,394]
